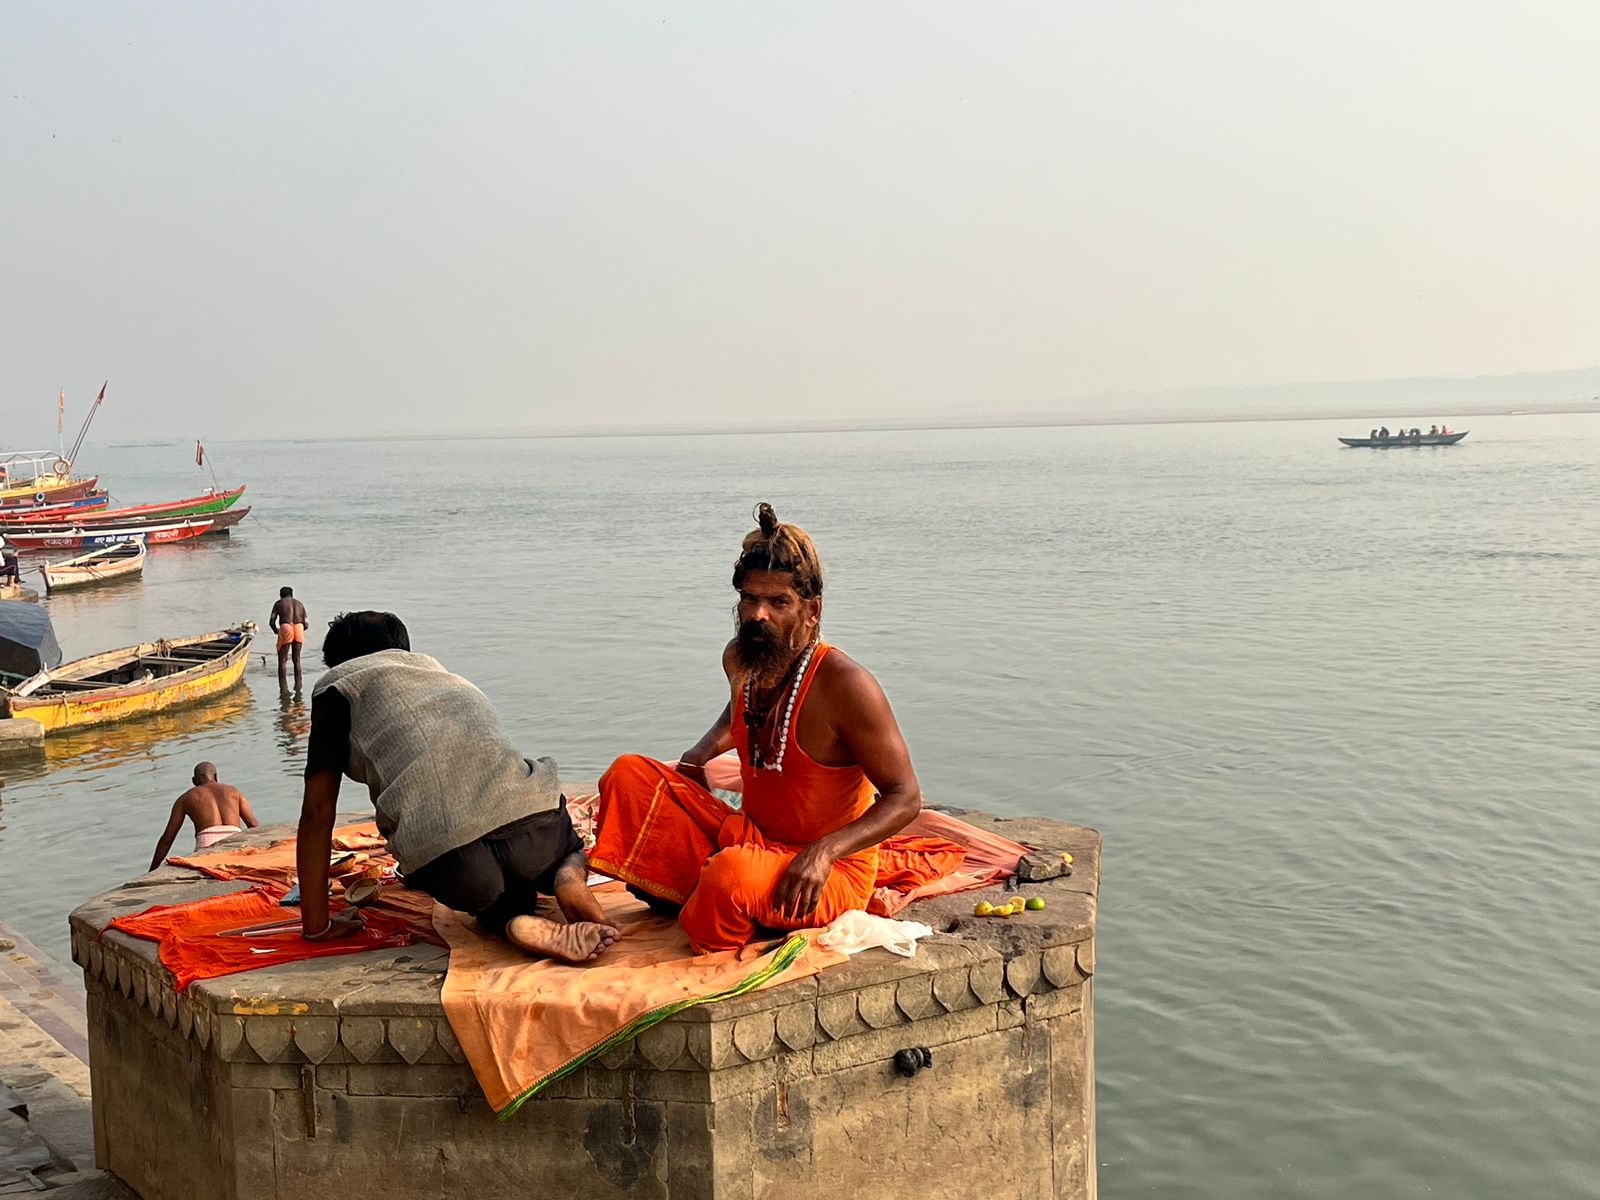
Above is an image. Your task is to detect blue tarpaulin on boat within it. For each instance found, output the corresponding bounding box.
[0,600,62,683]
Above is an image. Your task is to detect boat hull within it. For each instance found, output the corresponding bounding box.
[1338,432,1469,447]
[41,542,146,593]
[1,521,207,550]
[0,506,248,549]
[0,485,245,526]
[0,477,101,507]
[6,627,253,733]
[0,494,110,519]
[0,508,250,549]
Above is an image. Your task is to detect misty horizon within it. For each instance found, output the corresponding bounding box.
[5,4,1599,443]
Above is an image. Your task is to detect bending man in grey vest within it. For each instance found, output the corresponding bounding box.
[295,611,620,962]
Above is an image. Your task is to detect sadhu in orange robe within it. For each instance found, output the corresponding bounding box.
[589,644,964,952]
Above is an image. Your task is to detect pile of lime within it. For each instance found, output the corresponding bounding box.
[973,896,1045,918]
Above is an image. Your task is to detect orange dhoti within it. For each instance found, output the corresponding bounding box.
[589,754,878,952]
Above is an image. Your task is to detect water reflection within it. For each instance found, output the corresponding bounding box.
[274,687,309,773]
[32,686,257,777]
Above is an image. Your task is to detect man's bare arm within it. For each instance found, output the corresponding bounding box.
[149,797,189,872]
[297,770,358,939]
[675,642,743,781]
[771,662,922,921]
[238,795,259,829]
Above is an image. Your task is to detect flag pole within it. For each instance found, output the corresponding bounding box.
[64,381,106,470]
[196,439,219,491]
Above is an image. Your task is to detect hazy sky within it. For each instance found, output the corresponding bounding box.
[4,2,1598,441]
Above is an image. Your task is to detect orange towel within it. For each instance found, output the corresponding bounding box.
[437,883,845,1116]
[105,886,422,992]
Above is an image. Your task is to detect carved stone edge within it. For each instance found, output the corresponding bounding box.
[79,909,1094,1071]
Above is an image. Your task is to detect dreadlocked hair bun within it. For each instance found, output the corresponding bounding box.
[733,502,824,598]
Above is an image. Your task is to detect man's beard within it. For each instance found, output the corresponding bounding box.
[734,618,808,688]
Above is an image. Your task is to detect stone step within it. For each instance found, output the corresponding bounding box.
[0,925,97,1189]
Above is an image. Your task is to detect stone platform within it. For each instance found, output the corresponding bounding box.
[0,718,44,755]
[69,809,1100,1200]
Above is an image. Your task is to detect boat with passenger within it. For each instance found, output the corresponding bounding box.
[1338,429,1468,448]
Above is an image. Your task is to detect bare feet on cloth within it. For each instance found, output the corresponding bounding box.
[505,914,620,963]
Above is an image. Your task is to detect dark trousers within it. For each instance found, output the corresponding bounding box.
[404,802,582,936]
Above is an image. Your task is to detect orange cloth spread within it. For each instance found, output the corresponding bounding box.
[105,886,421,992]
[590,644,966,951]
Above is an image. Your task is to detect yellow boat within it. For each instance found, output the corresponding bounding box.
[5,624,255,733]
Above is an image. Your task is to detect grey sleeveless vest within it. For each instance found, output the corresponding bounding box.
[313,650,561,872]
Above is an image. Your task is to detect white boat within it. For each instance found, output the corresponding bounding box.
[40,540,146,593]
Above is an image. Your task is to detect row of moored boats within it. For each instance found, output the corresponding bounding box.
[0,441,256,735]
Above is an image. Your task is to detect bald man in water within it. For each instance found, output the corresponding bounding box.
[148,762,259,870]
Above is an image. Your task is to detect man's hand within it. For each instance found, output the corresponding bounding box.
[303,910,363,941]
[773,842,837,925]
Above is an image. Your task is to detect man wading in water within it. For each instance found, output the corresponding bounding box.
[270,586,309,690]
[295,611,619,962]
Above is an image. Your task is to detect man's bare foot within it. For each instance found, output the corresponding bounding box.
[551,853,614,927]
[505,914,620,963]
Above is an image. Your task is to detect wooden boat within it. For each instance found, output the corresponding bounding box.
[0,475,101,507]
[1338,431,1468,448]
[2,518,211,551]
[0,484,244,525]
[0,493,110,519]
[0,508,248,550]
[5,625,254,733]
[41,541,146,593]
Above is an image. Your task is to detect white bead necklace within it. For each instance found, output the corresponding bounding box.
[744,640,819,772]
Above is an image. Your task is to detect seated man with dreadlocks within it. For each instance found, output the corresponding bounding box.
[296,611,619,963]
[589,504,931,952]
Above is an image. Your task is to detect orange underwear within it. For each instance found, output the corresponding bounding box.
[276,623,305,649]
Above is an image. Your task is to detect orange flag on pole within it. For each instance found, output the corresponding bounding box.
[57,388,64,433]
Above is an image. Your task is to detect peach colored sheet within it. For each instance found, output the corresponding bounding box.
[441,795,1028,1116]
[437,883,844,1115]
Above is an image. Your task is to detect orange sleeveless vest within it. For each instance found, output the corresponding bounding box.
[730,643,878,851]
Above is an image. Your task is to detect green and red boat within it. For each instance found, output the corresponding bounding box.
[0,484,245,525]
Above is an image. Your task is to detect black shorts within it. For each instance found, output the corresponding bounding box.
[403,802,583,936]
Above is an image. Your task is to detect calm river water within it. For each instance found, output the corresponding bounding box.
[1,414,1596,1198]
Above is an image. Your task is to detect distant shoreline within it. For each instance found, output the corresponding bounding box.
[168,399,1600,445]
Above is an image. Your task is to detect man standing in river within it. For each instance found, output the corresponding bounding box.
[270,586,309,690]
[148,762,259,869]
